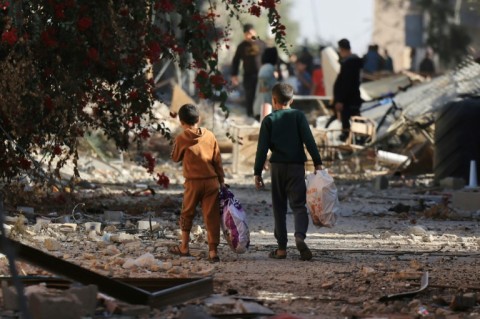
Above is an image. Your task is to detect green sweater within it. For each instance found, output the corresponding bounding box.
[254,108,322,176]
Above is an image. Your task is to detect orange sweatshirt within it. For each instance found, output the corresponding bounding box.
[171,127,225,183]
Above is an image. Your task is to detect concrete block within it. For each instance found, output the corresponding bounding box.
[439,177,465,190]
[67,284,98,316]
[2,281,18,310]
[104,210,124,223]
[450,293,477,311]
[373,175,389,190]
[452,189,480,211]
[84,222,102,233]
[29,292,83,319]
[137,220,157,230]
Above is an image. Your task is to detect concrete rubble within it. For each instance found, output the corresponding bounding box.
[0,94,479,318]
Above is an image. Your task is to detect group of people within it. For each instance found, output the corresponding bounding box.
[229,24,365,141]
[167,24,443,263]
[170,82,323,262]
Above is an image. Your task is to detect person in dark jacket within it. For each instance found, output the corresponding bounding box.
[333,38,363,141]
[231,23,266,117]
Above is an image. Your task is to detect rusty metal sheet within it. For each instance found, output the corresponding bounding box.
[0,237,213,308]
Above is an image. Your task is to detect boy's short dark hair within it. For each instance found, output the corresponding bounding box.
[338,38,351,50]
[272,83,294,105]
[243,23,254,33]
[178,104,199,125]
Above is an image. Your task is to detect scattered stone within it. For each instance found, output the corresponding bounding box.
[44,238,61,251]
[29,290,83,319]
[84,222,101,233]
[103,225,117,233]
[138,220,158,230]
[110,232,136,243]
[179,305,215,319]
[450,293,477,311]
[321,282,335,289]
[408,225,428,236]
[67,285,98,316]
[421,234,433,242]
[104,210,124,223]
[388,203,411,213]
[361,266,375,275]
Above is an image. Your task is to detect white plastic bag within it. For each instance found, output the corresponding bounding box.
[305,169,339,228]
[219,188,250,254]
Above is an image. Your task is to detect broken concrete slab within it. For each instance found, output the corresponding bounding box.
[452,189,480,211]
[104,210,124,223]
[439,177,465,190]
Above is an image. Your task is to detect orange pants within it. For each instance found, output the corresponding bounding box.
[180,178,220,250]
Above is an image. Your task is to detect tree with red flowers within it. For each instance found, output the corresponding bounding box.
[0,0,287,185]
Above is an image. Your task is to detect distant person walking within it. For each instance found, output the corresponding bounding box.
[419,50,436,78]
[253,47,279,121]
[333,38,363,141]
[362,44,383,81]
[231,23,266,117]
[311,54,326,96]
[383,49,394,72]
[294,57,312,95]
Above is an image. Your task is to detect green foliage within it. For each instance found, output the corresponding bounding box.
[418,0,472,65]
[0,0,288,183]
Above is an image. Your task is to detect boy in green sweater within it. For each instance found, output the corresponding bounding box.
[254,83,323,260]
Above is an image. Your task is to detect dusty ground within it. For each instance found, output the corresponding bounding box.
[2,160,480,319]
[0,103,479,318]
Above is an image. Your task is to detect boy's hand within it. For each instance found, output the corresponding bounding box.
[314,165,325,173]
[254,175,264,190]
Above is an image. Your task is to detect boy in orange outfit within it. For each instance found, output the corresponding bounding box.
[170,104,225,262]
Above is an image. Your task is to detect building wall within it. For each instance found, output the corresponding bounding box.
[372,0,412,72]
[373,0,480,72]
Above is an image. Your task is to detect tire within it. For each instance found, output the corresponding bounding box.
[434,97,480,183]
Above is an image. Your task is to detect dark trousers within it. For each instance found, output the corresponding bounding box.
[341,104,361,131]
[270,163,309,250]
[243,75,258,117]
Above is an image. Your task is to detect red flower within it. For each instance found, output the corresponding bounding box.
[147,41,161,62]
[41,29,58,48]
[53,145,62,155]
[18,157,31,170]
[77,17,93,32]
[119,7,129,16]
[131,116,141,124]
[1,28,17,46]
[128,90,138,100]
[259,0,276,9]
[87,47,99,61]
[143,152,155,173]
[248,5,261,17]
[54,4,65,19]
[44,96,54,111]
[155,0,175,12]
[139,128,150,139]
[156,172,170,189]
[197,70,208,79]
[210,74,226,86]
[0,1,9,11]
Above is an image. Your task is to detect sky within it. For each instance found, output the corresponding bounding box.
[289,0,374,55]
